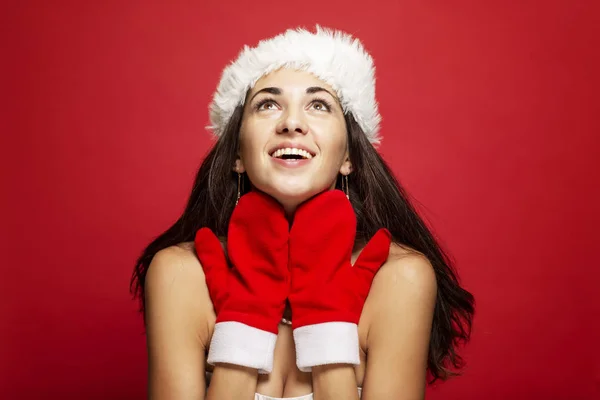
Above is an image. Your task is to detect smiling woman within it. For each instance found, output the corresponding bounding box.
[130,26,474,400]
[237,69,350,214]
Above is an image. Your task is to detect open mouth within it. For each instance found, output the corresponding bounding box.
[270,147,314,160]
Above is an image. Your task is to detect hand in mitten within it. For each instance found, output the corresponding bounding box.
[288,190,391,371]
[194,191,289,373]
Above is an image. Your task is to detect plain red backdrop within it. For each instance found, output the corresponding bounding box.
[2,1,599,399]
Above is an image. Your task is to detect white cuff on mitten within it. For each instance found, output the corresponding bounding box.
[207,321,277,374]
[293,322,360,372]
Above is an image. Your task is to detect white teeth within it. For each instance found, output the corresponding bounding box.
[271,148,313,159]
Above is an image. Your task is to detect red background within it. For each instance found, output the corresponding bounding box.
[3,1,599,399]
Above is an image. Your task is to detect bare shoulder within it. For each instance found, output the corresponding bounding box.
[361,243,437,326]
[376,242,437,291]
[145,242,214,347]
[144,244,214,396]
[360,250,437,395]
[145,242,205,293]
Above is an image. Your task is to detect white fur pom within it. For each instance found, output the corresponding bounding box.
[207,25,382,145]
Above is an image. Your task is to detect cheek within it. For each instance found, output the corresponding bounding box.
[239,127,263,159]
[239,137,253,160]
[239,130,268,178]
[319,126,348,161]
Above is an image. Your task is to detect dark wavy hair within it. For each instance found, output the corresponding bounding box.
[130,105,475,382]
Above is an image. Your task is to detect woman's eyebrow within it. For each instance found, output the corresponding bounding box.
[305,86,337,100]
[249,86,337,103]
[249,87,281,102]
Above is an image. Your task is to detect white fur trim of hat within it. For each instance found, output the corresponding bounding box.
[207,25,382,145]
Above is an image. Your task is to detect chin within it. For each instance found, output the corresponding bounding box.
[260,183,325,207]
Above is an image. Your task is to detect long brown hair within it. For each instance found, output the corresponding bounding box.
[130,105,475,382]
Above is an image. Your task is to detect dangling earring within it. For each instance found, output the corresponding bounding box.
[236,172,242,205]
[341,174,349,200]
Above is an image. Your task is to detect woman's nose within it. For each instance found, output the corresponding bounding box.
[276,109,308,135]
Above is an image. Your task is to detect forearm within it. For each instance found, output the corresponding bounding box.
[206,364,258,400]
[312,365,359,400]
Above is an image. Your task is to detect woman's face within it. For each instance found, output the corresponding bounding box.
[237,68,351,212]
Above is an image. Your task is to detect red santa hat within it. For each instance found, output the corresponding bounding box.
[207,25,382,146]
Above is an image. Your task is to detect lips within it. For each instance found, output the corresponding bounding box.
[269,143,316,160]
[271,147,313,160]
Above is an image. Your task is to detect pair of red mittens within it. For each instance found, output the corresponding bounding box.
[195,190,390,373]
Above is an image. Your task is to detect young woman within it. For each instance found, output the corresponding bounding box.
[131,26,475,400]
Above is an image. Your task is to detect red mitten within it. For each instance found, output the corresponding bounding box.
[288,190,391,371]
[194,191,289,373]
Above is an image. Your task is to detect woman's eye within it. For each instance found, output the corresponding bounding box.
[255,99,278,111]
[311,101,330,112]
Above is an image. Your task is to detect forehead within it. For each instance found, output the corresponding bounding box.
[249,68,337,96]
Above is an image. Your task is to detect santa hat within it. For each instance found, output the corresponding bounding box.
[207,25,382,145]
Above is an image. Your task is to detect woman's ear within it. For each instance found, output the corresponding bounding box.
[339,152,352,176]
[233,158,246,173]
